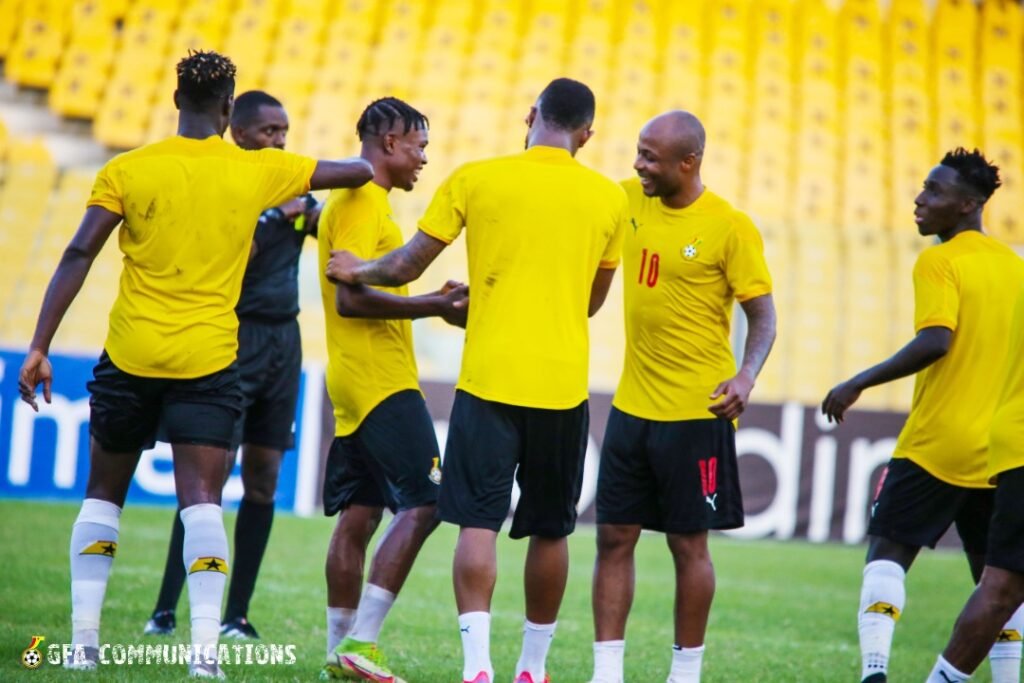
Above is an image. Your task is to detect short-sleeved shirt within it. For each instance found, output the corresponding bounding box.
[236,201,311,323]
[893,230,1024,488]
[612,180,772,421]
[319,183,420,436]
[990,284,1024,479]
[87,135,316,379]
[418,145,628,409]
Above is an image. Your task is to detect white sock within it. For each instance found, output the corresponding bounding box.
[326,606,357,657]
[927,654,971,682]
[592,640,625,683]
[859,560,906,679]
[990,603,1024,683]
[181,504,228,659]
[348,584,396,643]
[515,620,556,680]
[458,611,493,682]
[668,644,705,682]
[69,498,122,649]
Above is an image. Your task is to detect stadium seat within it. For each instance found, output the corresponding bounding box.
[6,9,69,89]
[932,0,980,153]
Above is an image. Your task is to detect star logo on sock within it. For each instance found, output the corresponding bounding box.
[188,556,228,575]
[864,601,901,621]
[80,540,118,557]
[998,629,1022,642]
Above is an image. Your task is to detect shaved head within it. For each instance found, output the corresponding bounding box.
[641,110,706,161]
[634,110,707,205]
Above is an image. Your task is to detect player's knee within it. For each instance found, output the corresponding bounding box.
[982,569,1024,611]
[242,479,277,504]
[596,524,640,558]
[666,532,710,564]
[398,504,440,535]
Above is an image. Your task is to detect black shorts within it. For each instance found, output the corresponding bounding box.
[868,457,993,554]
[437,390,589,539]
[596,408,744,534]
[87,350,242,453]
[987,466,1024,573]
[232,318,302,451]
[323,390,440,516]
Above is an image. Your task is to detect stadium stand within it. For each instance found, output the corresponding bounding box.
[2,0,1023,411]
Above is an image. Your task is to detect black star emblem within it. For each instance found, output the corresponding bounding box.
[998,631,1014,641]
[101,543,116,556]
[882,605,896,616]
[204,558,223,571]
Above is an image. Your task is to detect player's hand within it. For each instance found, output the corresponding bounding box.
[18,348,53,412]
[279,197,307,220]
[326,250,364,284]
[821,379,862,424]
[304,202,322,236]
[708,371,754,420]
[438,281,469,328]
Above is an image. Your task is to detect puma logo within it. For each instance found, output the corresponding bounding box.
[705,494,718,511]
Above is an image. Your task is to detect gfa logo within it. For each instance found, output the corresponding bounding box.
[21,635,44,669]
[699,457,718,511]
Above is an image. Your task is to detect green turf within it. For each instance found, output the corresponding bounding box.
[0,500,991,682]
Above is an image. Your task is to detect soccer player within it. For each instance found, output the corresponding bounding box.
[143,90,320,641]
[588,111,776,683]
[326,79,628,683]
[318,97,467,683]
[926,285,1024,683]
[16,50,372,677]
[821,149,1024,683]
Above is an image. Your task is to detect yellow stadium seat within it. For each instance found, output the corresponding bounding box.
[6,15,68,88]
[49,38,117,119]
[0,0,21,59]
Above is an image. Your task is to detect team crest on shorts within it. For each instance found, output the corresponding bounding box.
[429,457,442,485]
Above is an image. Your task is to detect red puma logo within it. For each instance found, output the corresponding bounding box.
[699,457,718,511]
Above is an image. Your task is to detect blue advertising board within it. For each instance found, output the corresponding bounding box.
[0,348,323,514]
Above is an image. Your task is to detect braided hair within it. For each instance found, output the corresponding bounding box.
[940,147,1002,202]
[176,50,236,108]
[356,97,429,141]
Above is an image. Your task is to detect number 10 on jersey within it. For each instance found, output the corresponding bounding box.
[638,249,659,287]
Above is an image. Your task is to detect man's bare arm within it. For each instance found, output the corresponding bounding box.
[822,326,951,423]
[708,293,777,420]
[589,267,617,317]
[309,158,374,191]
[326,231,448,287]
[19,206,121,410]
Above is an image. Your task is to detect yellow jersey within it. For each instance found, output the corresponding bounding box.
[87,135,316,379]
[612,179,773,421]
[893,230,1024,487]
[990,284,1024,480]
[319,183,421,436]
[419,145,628,409]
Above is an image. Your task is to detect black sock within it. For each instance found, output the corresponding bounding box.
[223,498,275,622]
[153,509,186,615]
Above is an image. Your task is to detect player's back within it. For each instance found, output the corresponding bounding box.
[88,135,315,378]
[895,230,1024,487]
[419,145,627,409]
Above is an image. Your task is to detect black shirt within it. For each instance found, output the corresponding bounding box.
[236,204,310,323]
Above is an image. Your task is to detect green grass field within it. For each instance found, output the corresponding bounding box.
[0,500,994,682]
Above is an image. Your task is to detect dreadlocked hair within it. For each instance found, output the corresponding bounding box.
[940,147,1002,201]
[356,97,429,141]
[176,50,236,107]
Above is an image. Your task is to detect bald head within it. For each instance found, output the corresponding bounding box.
[642,110,705,161]
[634,110,706,205]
